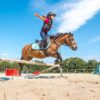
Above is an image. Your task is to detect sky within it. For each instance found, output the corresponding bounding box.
[0,0,100,63]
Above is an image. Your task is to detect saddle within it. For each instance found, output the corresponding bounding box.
[32,38,50,50]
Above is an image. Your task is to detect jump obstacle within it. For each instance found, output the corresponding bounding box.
[0,58,59,67]
[0,58,63,77]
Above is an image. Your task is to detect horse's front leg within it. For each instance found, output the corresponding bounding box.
[48,51,63,77]
[54,52,63,77]
[55,52,62,64]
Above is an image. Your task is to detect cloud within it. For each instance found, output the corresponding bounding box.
[30,0,51,14]
[0,53,9,58]
[89,35,100,43]
[30,0,100,33]
[56,0,100,32]
[87,35,100,44]
[2,53,8,56]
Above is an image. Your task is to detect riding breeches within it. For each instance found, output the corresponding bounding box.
[40,30,49,40]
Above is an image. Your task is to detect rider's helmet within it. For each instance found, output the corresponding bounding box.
[47,12,56,17]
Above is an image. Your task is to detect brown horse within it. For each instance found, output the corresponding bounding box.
[19,32,77,75]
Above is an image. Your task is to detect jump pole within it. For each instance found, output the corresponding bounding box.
[0,58,63,77]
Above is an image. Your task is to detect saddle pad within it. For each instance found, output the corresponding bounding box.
[32,38,50,50]
[32,43,40,50]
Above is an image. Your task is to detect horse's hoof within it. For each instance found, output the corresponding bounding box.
[55,60,59,64]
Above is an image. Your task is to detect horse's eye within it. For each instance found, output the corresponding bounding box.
[70,37,73,39]
[72,38,74,40]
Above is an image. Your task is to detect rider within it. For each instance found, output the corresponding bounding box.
[34,12,56,49]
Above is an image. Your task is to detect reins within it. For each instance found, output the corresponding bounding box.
[53,33,69,46]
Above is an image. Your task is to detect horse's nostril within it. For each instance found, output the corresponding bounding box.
[72,45,77,50]
[74,46,77,50]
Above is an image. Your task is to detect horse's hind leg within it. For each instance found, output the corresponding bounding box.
[19,44,33,75]
[18,56,24,75]
[19,56,33,75]
[19,63,23,75]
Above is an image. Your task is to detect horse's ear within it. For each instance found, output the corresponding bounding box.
[69,32,73,36]
[67,32,71,35]
[69,32,72,34]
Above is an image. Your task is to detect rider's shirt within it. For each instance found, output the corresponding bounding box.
[42,17,53,33]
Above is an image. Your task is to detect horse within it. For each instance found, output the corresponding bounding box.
[19,32,77,76]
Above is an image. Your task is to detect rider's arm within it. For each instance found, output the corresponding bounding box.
[34,13,46,21]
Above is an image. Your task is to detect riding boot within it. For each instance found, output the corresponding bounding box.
[40,40,44,50]
[43,39,47,48]
[41,39,47,50]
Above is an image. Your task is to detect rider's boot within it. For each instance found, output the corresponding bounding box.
[43,39,48,48]
[40,39,47,50]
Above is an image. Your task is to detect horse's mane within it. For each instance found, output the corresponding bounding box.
[54,32,67,39]
[50,32,72,40]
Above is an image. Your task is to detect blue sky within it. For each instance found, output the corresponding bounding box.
[0,0,100,63]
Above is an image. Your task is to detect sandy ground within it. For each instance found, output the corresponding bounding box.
[0,73,100,100]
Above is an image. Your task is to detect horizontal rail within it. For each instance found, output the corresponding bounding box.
[0,58,60,67]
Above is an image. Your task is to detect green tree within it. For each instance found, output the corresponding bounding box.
[87,60,97,69]
[22,60,49,73]
[63,57,87,72]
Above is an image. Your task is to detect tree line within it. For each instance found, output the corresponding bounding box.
[0,57,100,73]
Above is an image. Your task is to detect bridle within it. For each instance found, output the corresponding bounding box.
[63,34,74,46]
[54,33,74,47]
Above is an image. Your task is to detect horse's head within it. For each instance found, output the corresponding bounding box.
[64,32,77,50]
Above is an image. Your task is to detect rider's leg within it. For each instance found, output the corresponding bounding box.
[40,31,48,49]
[40,31,47,39]
[40,31,45,49]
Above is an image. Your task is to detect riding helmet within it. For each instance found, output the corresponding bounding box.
[47,12,56,17]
